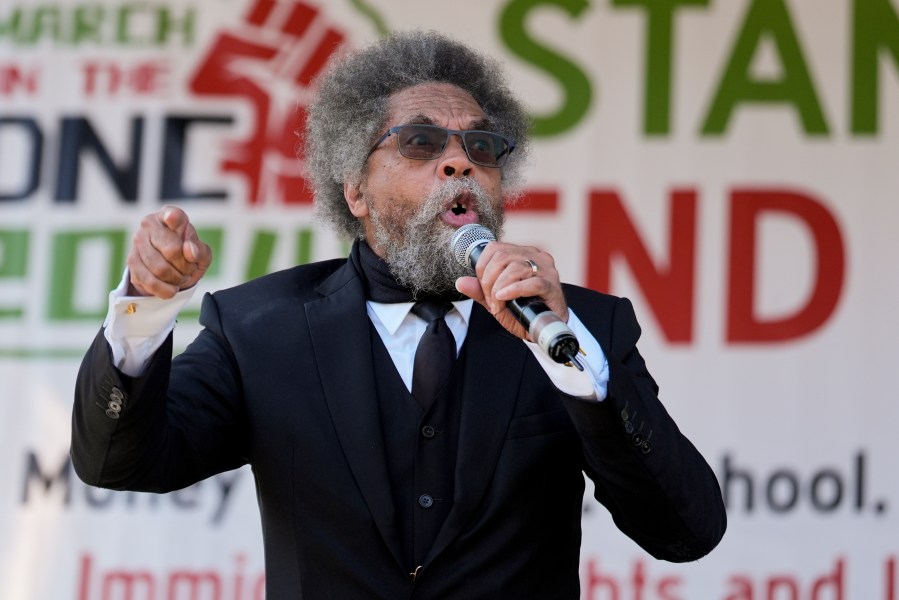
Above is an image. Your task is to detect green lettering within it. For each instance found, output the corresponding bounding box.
[117,3,145,45]
[612,0,709,135]
[245,228,317,280]
[156,7,195,45]
[72,5,105,44]
[29,6,62,44]
[295,229,313,266]
[852,0,899,134]
[499,0,593,136]
[0,8,24,41]
[48,230,126,321]
[0,230,29,318]
[701,0,828,135]
[245,230,277,281]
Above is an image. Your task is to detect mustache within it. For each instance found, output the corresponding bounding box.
[413,178,496,224]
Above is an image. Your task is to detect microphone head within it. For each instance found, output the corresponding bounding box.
[450,224,495,268]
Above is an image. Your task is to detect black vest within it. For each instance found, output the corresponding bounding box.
[369,322,466,569]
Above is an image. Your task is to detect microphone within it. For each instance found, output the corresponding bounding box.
[450,224,583,369]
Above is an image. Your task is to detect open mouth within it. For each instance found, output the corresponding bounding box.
[447,192,473,216]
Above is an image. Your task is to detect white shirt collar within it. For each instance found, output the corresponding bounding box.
[367,298,473,335]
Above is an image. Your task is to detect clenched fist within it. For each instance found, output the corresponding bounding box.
[126,206,212,299]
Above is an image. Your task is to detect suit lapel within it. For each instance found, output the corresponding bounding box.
[305,262,405,570]
[425,305,529,564]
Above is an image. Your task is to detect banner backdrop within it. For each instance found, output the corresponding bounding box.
[2,0,898,598]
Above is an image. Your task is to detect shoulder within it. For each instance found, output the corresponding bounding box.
[562,283,641,341]
[211,257,349,309]
[562,283,620,314]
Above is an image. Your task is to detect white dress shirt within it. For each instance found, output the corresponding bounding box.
[104,271,609,399]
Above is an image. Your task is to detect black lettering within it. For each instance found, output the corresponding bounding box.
[55,116,143,202]
[810,469,844,512]
[21,451,72,504]
[721,453,754,511]
[766,469,799,513]
[0,117,42,200]
[160,115,231,201]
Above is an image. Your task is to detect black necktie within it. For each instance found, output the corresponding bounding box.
[411,301,456,411]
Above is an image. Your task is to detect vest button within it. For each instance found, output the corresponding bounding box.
[421,425,436,438]
[418,494,434,509]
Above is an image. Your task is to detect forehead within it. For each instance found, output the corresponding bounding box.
[385,82,488,127]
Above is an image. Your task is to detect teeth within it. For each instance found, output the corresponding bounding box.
[451,202,466,216]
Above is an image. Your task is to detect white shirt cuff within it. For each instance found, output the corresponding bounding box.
[102,269,196,377]
[524,308,609,400]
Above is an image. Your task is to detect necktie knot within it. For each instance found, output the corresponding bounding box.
[411,301,453,323]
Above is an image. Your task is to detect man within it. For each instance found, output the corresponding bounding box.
[72,31,725,598]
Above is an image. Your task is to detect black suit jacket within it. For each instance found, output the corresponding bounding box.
[72,257,725,598]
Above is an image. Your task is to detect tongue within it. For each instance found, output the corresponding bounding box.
[441,208,479,227]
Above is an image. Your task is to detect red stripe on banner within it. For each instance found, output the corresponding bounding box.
[296,29,345,86]
[507,190,558,212]
[283,2,317,38]
[246,0,276,26]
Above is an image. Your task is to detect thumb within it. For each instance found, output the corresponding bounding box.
[455,276,486,306]
[182,223,211,268]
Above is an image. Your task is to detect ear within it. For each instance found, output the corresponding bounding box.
[344,178,369,218]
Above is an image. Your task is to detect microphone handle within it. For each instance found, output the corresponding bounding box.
[508,297,582,367]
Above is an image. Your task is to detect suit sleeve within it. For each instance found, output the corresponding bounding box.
[71,292,249,492]
[562,296,726,562]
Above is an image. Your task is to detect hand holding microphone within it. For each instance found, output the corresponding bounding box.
[451,224,582,368]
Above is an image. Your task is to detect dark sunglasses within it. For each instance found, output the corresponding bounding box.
[367,124,516,168]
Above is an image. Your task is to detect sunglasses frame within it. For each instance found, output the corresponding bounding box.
[367,124,516,168]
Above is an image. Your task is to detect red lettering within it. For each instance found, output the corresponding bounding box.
[254,573,266,600]
[726,189,844,342]
[811,557,844,600]
[80,62,170,97]
[587,188,697,343]
[766,575,799,600]
[658,576,682,600]
[507,189,559,212]
[583,558,620,600]
[722,558,845,600]
[78,553,93,600]
[102,569,155,600]
[723,574,753,600]
[167,570,221,599]
[887,556,897,600]
[74,552,263,599]
[0,65,40,95]
[581,557,682,600]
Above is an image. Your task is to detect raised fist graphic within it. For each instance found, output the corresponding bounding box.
[189,0,346,205]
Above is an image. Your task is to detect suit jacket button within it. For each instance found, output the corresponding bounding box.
[105,409,120,419]
[624,421,634,434]
[421,425,436,438]
[640,440,652,454]
[110,387,124,401]
[631,432,644,446]
[418,494,434,509]
[107,400,122,412]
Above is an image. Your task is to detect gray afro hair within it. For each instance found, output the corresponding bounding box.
[305,30,531,240]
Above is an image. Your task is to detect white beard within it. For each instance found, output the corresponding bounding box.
[368,178,505,296]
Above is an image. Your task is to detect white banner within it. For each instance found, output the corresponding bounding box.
[2,0,898,597]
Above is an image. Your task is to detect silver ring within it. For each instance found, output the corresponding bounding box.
[525,259,539,277]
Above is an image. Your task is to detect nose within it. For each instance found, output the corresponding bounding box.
[437,133,473,178]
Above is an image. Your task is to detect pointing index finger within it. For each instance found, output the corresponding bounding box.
[161,206,189,236]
